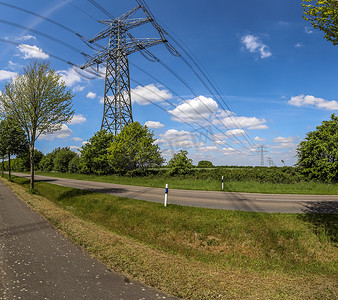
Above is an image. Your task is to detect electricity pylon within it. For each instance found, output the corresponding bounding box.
[80,0,179,134]
[257,145,268,166]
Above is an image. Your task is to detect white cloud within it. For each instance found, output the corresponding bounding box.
[200,146,218,152]
[295,42,303,48]
[159,129,203,149]
[131,84,172,105]
[70,114,86,124]
[57,67,82,87]
[16,35,36,42]
[86,92,97,99]
[211,133,228,145]
[99,96,104,104]
[145,121,164,129]
[254,136,266,142]
[73,85,85,92]
[241,34,272,59]
[69,146,81,152]
[273,136,294,143]
[169,96,219,122]
[222,147,237,155]
[39,124,72,140]
[305,27,313,34]
[0,70,18,81]
[226,129,246,136]
[288,94,338,110]
[213,114,268,130]
[82,141,89,146]
[72,137,83,141]
[271,136,297,149]
[17,44,49,60]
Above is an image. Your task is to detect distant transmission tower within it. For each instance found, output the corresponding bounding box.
[257,145,268,166]
[80,0,179,134]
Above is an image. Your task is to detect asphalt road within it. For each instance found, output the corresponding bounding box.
[0,180,176,299]
[13,173,338,213]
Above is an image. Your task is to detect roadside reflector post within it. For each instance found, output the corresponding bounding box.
[222,176,224,190]
[164,184,168,207]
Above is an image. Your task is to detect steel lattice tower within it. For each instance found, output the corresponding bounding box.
[80,0,179,134]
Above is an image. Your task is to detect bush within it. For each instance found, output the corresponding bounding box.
[167,150,193,176]
[68,155,81,173]
[53,148,77,173]
[197,160,214,168]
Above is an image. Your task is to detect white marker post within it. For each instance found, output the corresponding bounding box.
[164,184,168,207]
[222,176,224,190]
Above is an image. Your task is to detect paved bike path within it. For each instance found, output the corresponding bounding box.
[13,173,338,213]
[0,180,176,299]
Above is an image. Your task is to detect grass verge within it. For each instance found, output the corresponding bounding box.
[2,175,338,299]
[34,171,338,195]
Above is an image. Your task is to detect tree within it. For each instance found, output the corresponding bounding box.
[0,119,28,180]
[167,150,193,175]
[0,61,74,189]
[68,155,81,174]
[80,130,115,175]
[302,0,338,45]
[297,114,338,182]
[39,148,60,171]
[108,122,164,175]
[53,147,77,173]
[15,149,44,172]
[197,160,214,168]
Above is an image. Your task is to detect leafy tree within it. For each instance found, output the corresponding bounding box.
[39,148,60,172]
[302,0,338,45]
[297,114,338,182]
[68,155,81,174]
[197,160,214,168]
[80,130,115,175]
[16,149,44,172]
[53,147,77,173]
[167,150,193,175]
[0,61,74,189]
[108,122,164,175]
[0,119,28,180]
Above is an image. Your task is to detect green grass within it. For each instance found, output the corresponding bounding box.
[11,175,337,275]
[33,171,338,195]
[5,175,338,299]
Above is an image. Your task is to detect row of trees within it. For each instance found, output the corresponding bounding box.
[0,61,74,189]
[1,126,194,177]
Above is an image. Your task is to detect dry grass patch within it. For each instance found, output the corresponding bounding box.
[2,177,337,299]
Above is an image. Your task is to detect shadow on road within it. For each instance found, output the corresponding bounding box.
[299,202,338,244]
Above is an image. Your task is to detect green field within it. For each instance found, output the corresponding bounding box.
[34,171,338,195]
[4,175,337,299]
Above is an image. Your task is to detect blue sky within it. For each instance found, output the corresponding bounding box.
[0,0,337,166]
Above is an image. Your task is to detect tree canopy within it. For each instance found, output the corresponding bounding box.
[297,113,338,182]
[80,130,115,175]
[108,122,164,175]
[0,61,74,189]
[53,147,77,173]
[0,119,28,180]
[302,0,338,45]
[167,150,193,175]
[197,160,214,168]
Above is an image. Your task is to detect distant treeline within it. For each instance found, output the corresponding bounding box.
[2,151,308,184]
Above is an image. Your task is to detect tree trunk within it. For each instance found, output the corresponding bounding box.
[30,143,34,190]
[8,154,11,181]
[1,158,4,177]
